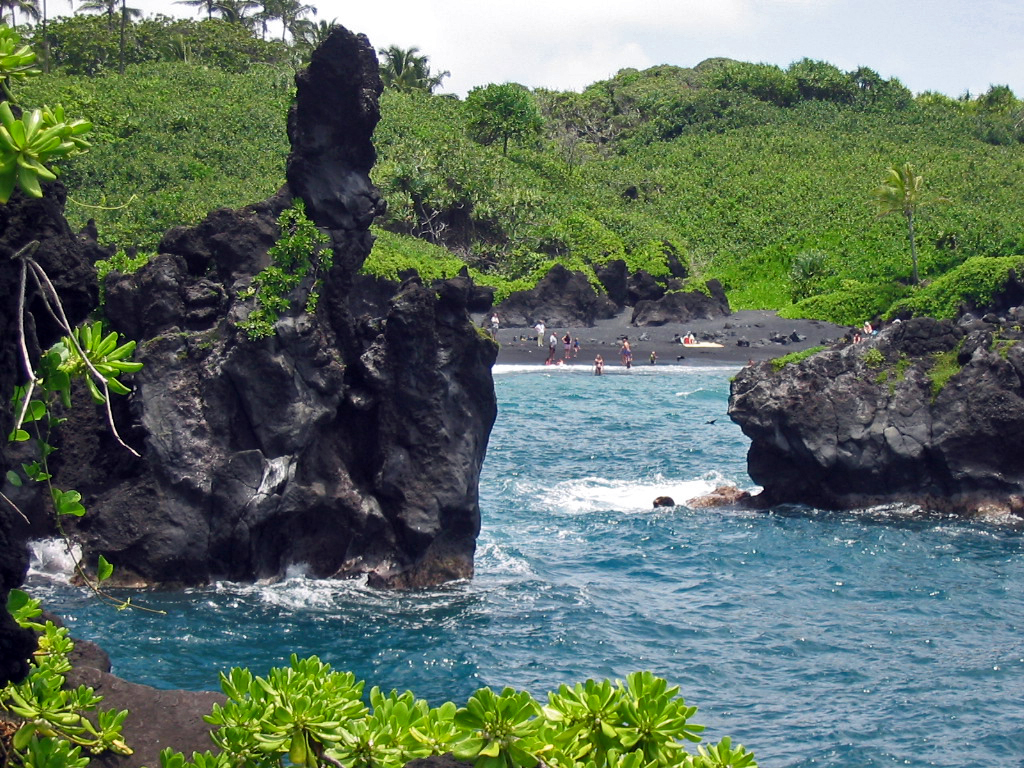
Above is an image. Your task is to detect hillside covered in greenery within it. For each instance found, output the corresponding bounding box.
[14,14,1024,324]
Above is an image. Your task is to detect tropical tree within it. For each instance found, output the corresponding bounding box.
[174,0,217,20]
[76,0,139,73]
[873,163,948,284]
[464,82,542,155]
[291,16,334,53]
[76,0,137,29]
[378,44,448,94]
[257,0,312,41]
[0,0,37,26]
[212,0,257,26]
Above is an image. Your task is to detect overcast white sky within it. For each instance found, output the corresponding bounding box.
[128,0,1024,99]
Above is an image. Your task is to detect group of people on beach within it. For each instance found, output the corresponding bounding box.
[493,316,661,374]
[531,321,580,365]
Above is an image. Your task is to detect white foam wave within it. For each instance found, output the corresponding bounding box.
[475,540,536,578]
[532,475,723,514]
[492,364,737,376]
[28,538,80,582]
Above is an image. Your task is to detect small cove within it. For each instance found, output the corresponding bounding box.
[30,364,1024,767]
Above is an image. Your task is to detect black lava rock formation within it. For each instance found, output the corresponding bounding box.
[29,26,498,589]
[496,263,617,327]
[631,279,731,326]
[729,313,1024,516]
[0,183,105,683]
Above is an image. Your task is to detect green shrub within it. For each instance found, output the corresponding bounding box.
[770,345,825,371]
[929,344,963,400]
[862,347,885,368]
[238,200,330,339]
[889,255,1024,319]
[782,280,910,325]
[95,249,155,305]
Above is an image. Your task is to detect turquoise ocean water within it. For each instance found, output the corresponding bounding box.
[28,364,1024,767]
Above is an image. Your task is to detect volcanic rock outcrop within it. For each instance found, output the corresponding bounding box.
[728,313,1024,516]
[631,279,731,326]
[0,184,105,683]
[24,27,498,588]
[496,262,730,329]
[496,264,617,327]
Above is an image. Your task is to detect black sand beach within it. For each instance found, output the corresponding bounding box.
[487,309,850,369]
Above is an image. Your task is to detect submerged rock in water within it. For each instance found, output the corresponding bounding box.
[686,486,751,509]
[41,27,498,588]
[728,315,1024,516]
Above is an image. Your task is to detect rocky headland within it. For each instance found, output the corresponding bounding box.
[2,26,498,595]
[729,310,1024,517]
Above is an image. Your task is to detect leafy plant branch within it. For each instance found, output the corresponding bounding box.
[5,242,159,612]
[0,591,132,768]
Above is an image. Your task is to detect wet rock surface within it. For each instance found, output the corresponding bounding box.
[729,313,1024,516]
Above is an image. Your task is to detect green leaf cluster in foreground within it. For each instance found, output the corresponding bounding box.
[1,592,755,768]
[182,660,755,768]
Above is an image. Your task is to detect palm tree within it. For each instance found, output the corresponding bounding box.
[1,0,39,26]
[76,0,136,30]
[291,17,335,51]
[77,0,139,73]
[872,163,948,285]
[173,0,217,20]
[276,0,313,41]
[378,45,449,94]
[211,0,257,26]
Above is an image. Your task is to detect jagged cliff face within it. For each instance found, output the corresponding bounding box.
[0,185,105,682]
[728,314,1024,516]
[39,26,498,588]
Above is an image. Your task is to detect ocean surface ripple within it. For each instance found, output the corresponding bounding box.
[29,364,1024,768]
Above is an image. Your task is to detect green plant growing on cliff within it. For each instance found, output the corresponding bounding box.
[770,345,824,372]
[4,243,151,611]
[94,249,155,305]
[0,590,132,766]
[862,347,884,368]
[0,26,92,203]
[238,199,331,340]
[928,344,963,401]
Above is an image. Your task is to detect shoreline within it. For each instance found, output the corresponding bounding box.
[487,309,850,369]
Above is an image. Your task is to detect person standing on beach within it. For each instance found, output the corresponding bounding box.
[535,321,545,347]
[620,338,633,369]
[562,332,572,360]
[572,337,580,358]
[594,354,604,375]
[490,313,500,340]
[547,331,557,363]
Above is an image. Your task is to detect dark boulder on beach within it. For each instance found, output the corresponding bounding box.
[22,26,498,589]
[631,280,731,327]
[728,314,1024,516]
[496,263,617,327]
[596,259,628,307]
[626,270,665,305]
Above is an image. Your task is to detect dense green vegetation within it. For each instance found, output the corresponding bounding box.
[9,16,1024,325]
